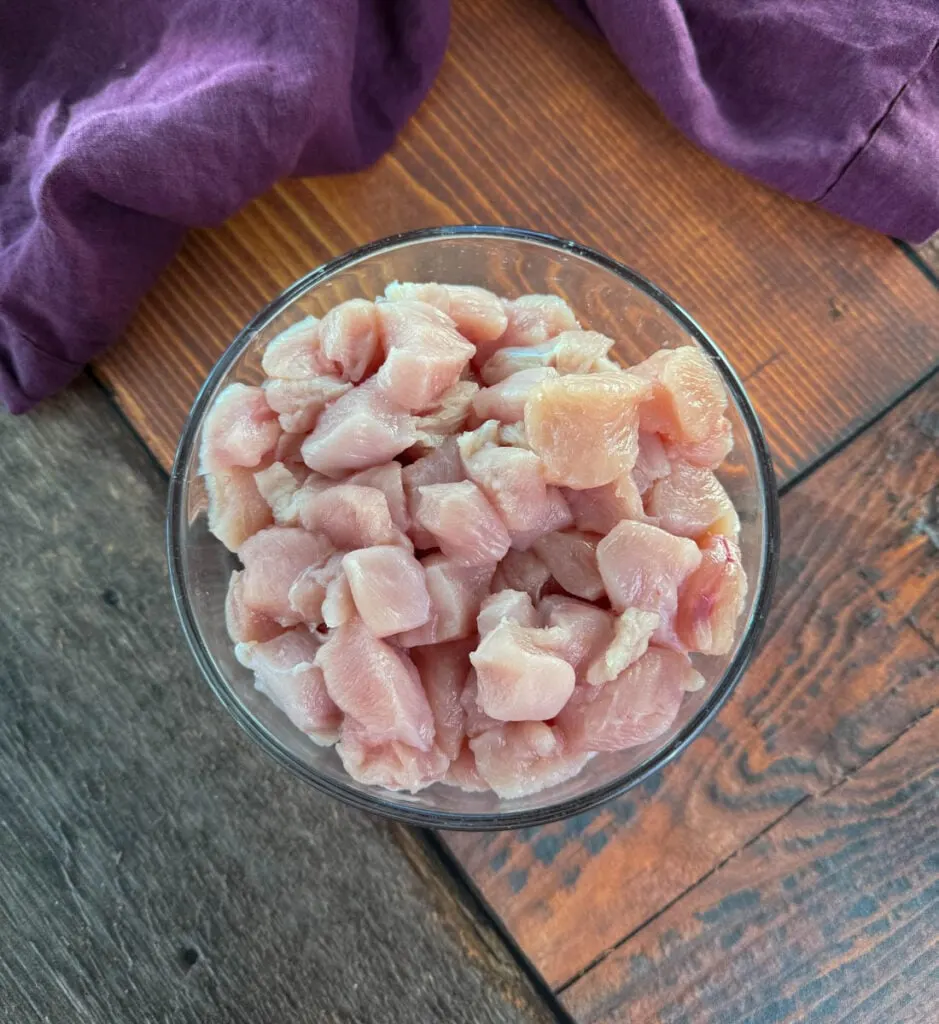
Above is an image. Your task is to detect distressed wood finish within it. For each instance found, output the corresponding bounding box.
[95,0,939,474]
[0,379,555,1024]
[562,709,939,1024]
[444,375,939,989]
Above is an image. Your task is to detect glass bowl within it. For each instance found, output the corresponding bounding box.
[167,225,780,831]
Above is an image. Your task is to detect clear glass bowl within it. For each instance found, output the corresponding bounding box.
[167,226,780,831]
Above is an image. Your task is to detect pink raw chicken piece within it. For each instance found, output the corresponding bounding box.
[225,571,283,643]
[240,526,334,625]
[301,380,416,478]
[470,722,588,799]
[596,520,702,649]
[396,555,494,647]
[585,608,660,686]
[559,648,700,753]
[461,670,506,739]
[647,462,740,540]
[491,548,552,603]
[412,380,479,451]
[235,628,341,744]
[524,372,649,489]
[497,421,530,449]
[477,589,538,636]
[337,720,450,793]
[415,482,511,566]
[443,744,490,792]
[318,298,381,382]
[298,484,410,551]
[263,376,352,434]
[539,595,613,679]
[316,618,434,750]
[633,431,672,493]
[532,530,605,601]
[205,468,272,551]
[508,488,573,551]
[261,317,332,380]
[677,535,748,655]
[631,346,727,445]
[666,416,734,469]
[479,330,612,386]
[411,639,475,760]
[347,462,410,533]
[472,368,559,423]
[402,437,464,548]
[254,461,309,526]
[342,546,431,638]
[470,620,575,721]
[385,282,508,344]
[287,551,345,624]
[562,472,646,535]
[499,294,579,349]
[199,383,280,474]
[376,300,475,411]
[274,430,306,467]
[322,571,356,628]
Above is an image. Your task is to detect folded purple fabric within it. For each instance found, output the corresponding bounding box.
[1,1,936,412]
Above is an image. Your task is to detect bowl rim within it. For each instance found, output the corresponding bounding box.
[167,223,781,831]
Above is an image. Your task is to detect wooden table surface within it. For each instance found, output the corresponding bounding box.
[6,0,937,1020]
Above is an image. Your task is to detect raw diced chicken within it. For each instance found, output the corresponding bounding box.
[532,530,605,601]
[500,294,579,349]
[287,565,329,623]
[631,346,727,445]
[647,462,740,540]
[376,300,475,410]
[206,468,273,551]
[539,595,614,678]
[472,368,559,423]
[316,618,434,750]
[337,721,450,792]
[347,462,410,533]
[225,571,283,644]
[318,298,381,382]
[477,589,538,636]
[470,722,589,799]
[666,416,734,469]
[263,376,352,433]
[298,484,410,551]
[460,441,551,536]
[301,380,416,477]
[415,482,511,566]
[261,317,331,380]
[525,372,649,489]
[509,488,575,551]
[322,570,356,628]
[585,608,660,686]
[491,548,553,602]
[559,648,698,752]
[235,628,341,743]
[479,330,612,385]
[385,282,508,344]
[342,546,431,638]
[633,431,672,493]
[199,383,280,474]
[677,535,748,655]
[497,421,530,449]
[470,620,575,721]
[413,379,479,449]
[240,526,334,624]
[396,555,494,647]
[596,521,702,648]
[461,671,503,738]
[443,744,489,792]
[562,473,645,535]
[402,437,465,549]
[254,461,307,526]
[273,430,306,467]
[411,639,475,760]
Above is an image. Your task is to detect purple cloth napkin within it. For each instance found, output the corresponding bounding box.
[1,1,936,413]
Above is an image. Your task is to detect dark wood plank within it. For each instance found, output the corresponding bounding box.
[0,380,555,1024]
[95,0,939,474]
[444,375,939,989]
[562,708,939,1024]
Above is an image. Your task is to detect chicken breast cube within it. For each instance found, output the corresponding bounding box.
[412,380,479,451]
[491,548,553,603]
[500,294,579,349]
[376,300,476,411]
[525,372,649,489]
[477,589,538,636]
[396,555,494,647]
[461,443,551,534]
[254,461,308,526]
[322,570,356,628]
[199,383,280,474]
[461,670,503,739]
[240,526,335,625]
[236,628,341,744]
[205,468,273,551]
[225,571,283,644]
[337,721,450,793]
[472,368,559,423]
[443,744,490,792]
[585,608,660,686]
[299,484,410,551]
[470,722,588,799]
[633,431,672,493]
[315,618,434,750]
[559,648,698,753]
[539,595,614,679]
[385,282,508,344]
[647,462,740,540]
[562,472,646,535]
[318,298,381,382]
[470,620,576,721]
[411,639,475,760]
[263,376,352,434]
[261,317,332,380]
[479,330,612,385]
[402,436,464,549]
[415,481,511,566]
[666,416,734,469]
[301,380,416,478]
[342,546,431,638]
[677,535,748,655]
[347,462,410,533]
[533,530,605,601]
[631,346,727,445]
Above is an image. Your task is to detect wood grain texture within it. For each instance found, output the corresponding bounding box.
[562,708,939,1024]
[95,0,939,474]
[0,380,555,1024]
[444,374,939,989]
[915,237,939,277]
